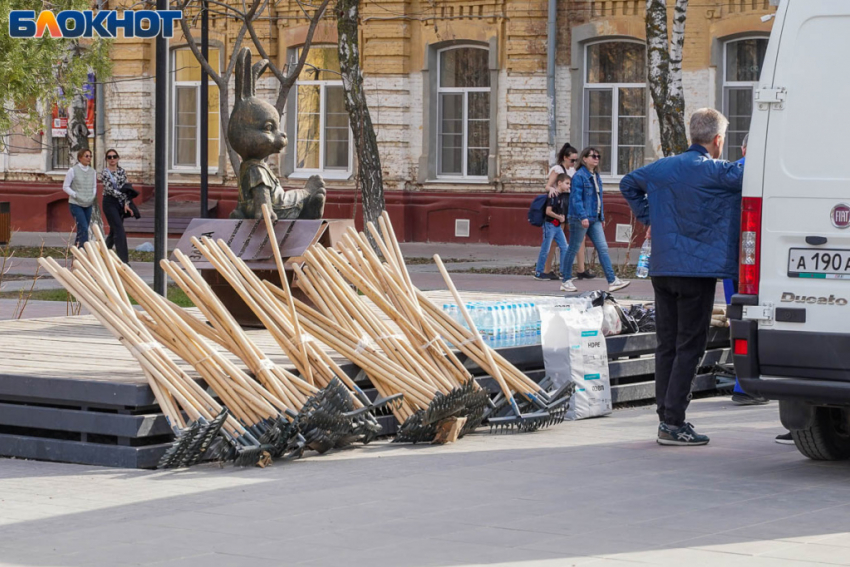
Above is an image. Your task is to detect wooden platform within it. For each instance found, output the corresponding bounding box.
[0,291,730,468]
[124,199,219,235]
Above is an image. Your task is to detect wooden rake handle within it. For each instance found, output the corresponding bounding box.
[432,255,515,403]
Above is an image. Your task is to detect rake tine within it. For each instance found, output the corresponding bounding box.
[157,421,201,469]
[233,444,276,467]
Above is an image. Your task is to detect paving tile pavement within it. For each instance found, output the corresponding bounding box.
[2,397,850,566]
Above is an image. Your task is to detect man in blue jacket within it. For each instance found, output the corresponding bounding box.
[620,108,743,446]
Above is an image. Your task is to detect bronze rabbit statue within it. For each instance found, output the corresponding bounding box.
[228,48,326,221]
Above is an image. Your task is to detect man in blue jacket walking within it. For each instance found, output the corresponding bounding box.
[620,108,743,446]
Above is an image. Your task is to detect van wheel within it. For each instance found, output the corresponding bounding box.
[792,407,850,461]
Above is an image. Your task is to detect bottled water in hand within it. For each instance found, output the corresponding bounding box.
[636,238,651,279]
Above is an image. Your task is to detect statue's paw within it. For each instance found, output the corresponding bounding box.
[230,208,246,219]
[305,174,327,197]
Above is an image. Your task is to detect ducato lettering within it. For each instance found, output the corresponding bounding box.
[781,292,848,306]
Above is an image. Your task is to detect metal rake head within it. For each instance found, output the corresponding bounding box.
[258,415,300,458]
[157,420,201,469]
[394,410,437,444]
[488,410,555,434]
[233,444,276,467]
[180,409,231,467]
[396,380,491,443]
[368,392,405,416]
[294,377,384,454]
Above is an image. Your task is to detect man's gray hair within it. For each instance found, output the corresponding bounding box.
[689,108,730,145]
[742,133,749,149]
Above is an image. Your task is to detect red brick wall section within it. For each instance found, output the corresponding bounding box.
[0,181,644,246]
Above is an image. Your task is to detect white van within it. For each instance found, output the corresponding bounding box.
[731,0,850,460]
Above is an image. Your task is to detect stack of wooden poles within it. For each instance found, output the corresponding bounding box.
[39,207,571,467]
[37,228,253,467]
[289,212,570,438]
[38,225,394,468]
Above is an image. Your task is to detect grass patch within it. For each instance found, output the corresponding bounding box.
[403,257,467,265]
[0,289,73,302]
[0,285,194,307]
[6,246,155,263]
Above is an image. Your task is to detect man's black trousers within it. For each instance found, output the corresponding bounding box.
[102,195,129,263]
[651,276,717,427]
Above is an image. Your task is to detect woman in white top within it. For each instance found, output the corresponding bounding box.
[62,148,97,247]
[539,143,594,280]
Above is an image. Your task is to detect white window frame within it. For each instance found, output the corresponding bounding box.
[582,40,646,180]
[436,45,490,181]
[170,48,220,174]
[722,35,768,161]
[292,47,353,180]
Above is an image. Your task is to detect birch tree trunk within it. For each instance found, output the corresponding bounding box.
[337,0,386,232]
[645,0,689,157]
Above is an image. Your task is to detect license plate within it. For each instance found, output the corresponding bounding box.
[788,248,850,279]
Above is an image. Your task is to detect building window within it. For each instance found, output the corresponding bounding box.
[723,37,769,161]
[171,48,220,171]
[294,46,351,175]
[51,137,70,170]
[584,41,646,177]
[437,46,490,179]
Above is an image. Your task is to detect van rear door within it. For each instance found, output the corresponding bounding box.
[757,0,850,380]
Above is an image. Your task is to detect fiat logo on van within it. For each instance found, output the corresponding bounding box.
[832,203,850,228]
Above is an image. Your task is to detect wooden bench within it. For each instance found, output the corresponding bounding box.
[124,200,218,235]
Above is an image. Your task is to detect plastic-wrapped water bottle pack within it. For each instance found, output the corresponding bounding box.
[441,299,562,348]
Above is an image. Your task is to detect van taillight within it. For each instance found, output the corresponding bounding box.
[739,197,763,295]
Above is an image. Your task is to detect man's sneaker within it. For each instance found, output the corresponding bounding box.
[534,272,553,281]
[608,278,630,292]
[576,270,596,280]
[731,392,770,406]
[547,272,559,280]
[775,432,795,445]
[657,422,710,446]
[560,279,577,292]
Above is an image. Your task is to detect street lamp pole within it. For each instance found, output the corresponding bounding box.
[200,0,209,218]
[154,0,169,295]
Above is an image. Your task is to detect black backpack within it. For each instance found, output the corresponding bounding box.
[527,194,548,227]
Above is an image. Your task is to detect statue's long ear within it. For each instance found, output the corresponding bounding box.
[234,48,252,104]
[252,59,269,95]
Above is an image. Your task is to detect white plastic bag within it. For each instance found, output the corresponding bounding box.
[540,299,612,420]
[601,303,622,336]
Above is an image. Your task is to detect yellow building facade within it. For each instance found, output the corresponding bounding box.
[0,0,777,242]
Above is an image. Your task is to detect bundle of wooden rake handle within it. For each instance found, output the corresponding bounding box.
[292,211,572,439]
[39,208,570,467]
[38,225,402,468]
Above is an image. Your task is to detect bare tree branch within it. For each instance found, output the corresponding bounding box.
[272,0,332,113]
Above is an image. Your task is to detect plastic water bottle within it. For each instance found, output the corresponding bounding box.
[532,302,542,344]
[522,302,533,346]
[483,306,495,345]
[495,304,506,348]
[511,304,521,346]
[636,238,651,279]
[517,303,528,346]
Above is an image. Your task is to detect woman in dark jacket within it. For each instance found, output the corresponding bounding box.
[559,147,629,293]
[100,149,131,263]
